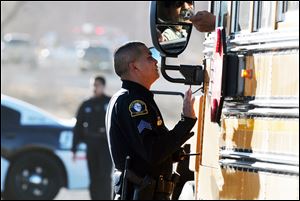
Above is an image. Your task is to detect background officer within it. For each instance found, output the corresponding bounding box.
[106,42,197,200]
[72,76,113,200]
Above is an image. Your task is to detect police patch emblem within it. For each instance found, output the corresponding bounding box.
[129,100,148,117]
[133,103,142,112]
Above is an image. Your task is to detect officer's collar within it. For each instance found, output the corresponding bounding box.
[122,80,154,98]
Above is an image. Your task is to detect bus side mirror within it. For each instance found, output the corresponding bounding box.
[150,1,204,86]
[150,1,194,57]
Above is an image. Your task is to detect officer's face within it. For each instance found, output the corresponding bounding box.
[93,80,105,97]
[135,46,159,85]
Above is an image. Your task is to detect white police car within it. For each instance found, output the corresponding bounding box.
[1,94,89,200]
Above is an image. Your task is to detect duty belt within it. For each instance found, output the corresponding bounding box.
[125,172,175,194]
[114,169,176,196]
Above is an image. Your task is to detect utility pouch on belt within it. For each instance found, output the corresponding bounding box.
[133,175,156,200]
[155,175,175,195]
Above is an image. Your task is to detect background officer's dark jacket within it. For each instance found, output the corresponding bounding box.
[106,80,197,178]
[72,95,110,152]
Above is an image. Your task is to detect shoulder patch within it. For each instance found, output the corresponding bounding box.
[129,100,148,117]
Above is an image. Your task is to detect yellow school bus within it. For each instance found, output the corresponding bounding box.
[150,1,299,199]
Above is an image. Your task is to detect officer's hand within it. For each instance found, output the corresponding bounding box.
[183,88,196,119]
[190,11,216,32]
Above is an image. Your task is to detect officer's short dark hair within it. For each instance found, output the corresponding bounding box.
[94,76,106,86]
[113,42,146,77]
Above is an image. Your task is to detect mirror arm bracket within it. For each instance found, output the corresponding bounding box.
[161,56,204,85]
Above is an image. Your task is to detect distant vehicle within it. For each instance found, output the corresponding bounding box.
[37,46,78,68]
[2,33,37,67]
[76,45,113,72]
[1,95,89,200]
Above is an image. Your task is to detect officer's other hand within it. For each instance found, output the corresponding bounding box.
[190,10,216,32]
[183,88,196,119]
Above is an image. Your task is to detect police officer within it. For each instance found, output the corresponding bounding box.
[106,42,197,200]
[72,76,113,200]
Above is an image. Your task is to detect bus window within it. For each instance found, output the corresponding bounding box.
[214,1,228,28]
[237,1,251,32]
[277,1,299,29]
[219,1,228,28]
[258,1,274,31]
[212,1,220,17]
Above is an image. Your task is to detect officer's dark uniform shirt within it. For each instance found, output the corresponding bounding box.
[72,95,110,152]
[106,80,197,178]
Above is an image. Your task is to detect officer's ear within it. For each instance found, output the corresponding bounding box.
[129,60,140,73]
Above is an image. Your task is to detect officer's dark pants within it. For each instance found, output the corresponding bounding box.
[114,191,170,200]
[153,192,171,200]
[114,183,171,200]
[87,140,113,200]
